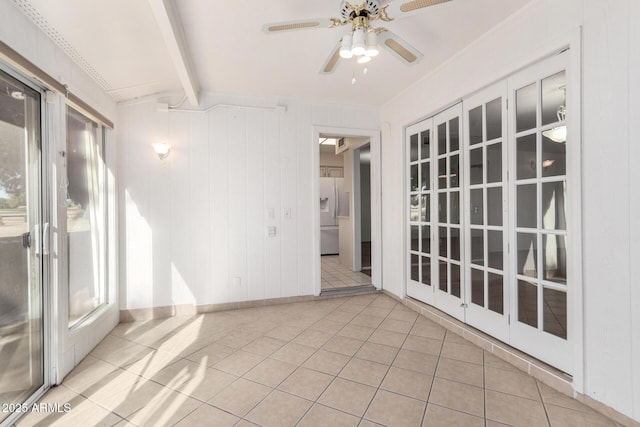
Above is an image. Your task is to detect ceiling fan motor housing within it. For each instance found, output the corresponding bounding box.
[365,0,381,15]
[340,0,382,20]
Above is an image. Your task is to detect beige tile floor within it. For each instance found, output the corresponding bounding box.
[16,293,621,427]
[321,256,371,291]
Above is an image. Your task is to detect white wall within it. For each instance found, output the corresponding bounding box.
[380,0,640,421]
[117,93,378,310]
[0,1,118,382]
[319,145,344,168]
[0,2,116,123]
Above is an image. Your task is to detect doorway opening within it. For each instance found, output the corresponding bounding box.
[355,144,372,278]
[318,135,374,294]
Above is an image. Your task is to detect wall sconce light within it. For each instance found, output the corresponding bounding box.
[153,142,171,160]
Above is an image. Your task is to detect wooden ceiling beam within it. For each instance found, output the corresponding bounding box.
[147,0,199,106]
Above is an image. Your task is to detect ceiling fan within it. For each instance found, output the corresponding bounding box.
[262,0,453,74]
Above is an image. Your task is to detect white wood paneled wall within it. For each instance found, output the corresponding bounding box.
[117,93,378,310]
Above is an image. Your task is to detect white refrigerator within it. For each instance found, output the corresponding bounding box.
[320,177,348,255]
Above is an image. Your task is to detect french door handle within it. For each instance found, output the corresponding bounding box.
[22,231,31,249]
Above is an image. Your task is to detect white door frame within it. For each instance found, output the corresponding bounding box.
[352,146,362,272]
[312,126,382,295]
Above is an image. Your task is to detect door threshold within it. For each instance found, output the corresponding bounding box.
[320,285,376,297]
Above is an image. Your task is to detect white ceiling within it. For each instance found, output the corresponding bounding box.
[14,0,533,106]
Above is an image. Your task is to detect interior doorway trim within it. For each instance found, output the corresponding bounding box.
[312,126,382,296]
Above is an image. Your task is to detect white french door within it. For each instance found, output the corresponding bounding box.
[507,53,572,373]
[463,84,510,342]
[432,105,464,320]
[406,119,434,305]
[406,50,575,373]
[407,103,464,320]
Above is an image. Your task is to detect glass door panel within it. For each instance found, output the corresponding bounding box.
[463,83,509,341]
[508,52,571,374]
[406,120,434,304]
[66,107,106,327]
[0,69,44,424]
[433,104,464,320]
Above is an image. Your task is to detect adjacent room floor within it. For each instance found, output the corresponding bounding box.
[17,293,618,427]
[321,256,371,291]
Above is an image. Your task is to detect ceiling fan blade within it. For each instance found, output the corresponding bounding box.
[263,18,336,33]
[383,0,453,18]
[320,43,342,74]
[377,30,424,65]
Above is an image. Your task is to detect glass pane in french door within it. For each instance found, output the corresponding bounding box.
[408,126,432,289]
[467,97,507,316]
[513,70,568,340]
[0,70,43,423]
[435,112,463,301]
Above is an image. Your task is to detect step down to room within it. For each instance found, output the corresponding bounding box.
[320,284,377,297]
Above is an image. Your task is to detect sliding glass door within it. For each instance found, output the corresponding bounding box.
[0,69,45,424]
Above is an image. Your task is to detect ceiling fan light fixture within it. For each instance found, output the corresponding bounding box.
[365,31,379,57]
[351,27,366,56]
[542,125,567,143]
[340,34,354,59]
[542,105,567,143]
[358,55,371,64]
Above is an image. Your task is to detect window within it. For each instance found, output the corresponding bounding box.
[66,106,107,326]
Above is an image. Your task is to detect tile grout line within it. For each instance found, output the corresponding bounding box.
[483,350,487,427]
[272,299,367,426]
[420,327,447,426]
[294,295,379,424]
[535,379,553,427]
[356,298,422,424]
